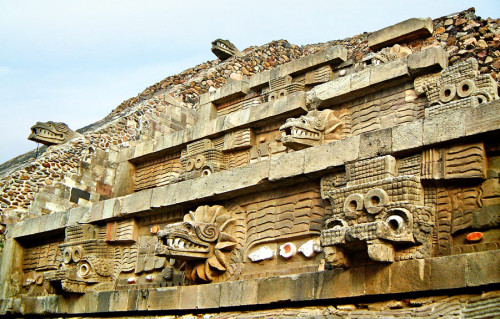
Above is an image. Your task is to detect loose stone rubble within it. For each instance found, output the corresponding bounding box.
[0,7,498,318]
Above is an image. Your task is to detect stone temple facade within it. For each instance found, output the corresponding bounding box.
[0,7,499,318]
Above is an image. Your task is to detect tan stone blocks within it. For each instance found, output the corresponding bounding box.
[368,18,434,50]
[407,46,448,77]
[147,288,179,311]
[390,259,430,294]
[269,149,305,181]
[304,135,360,175]
[359,128,392,160]
[430,254,466,290]
[121,188,152,215]
[423,107,467,145]
[392,119,423,153]
[465,250,500,287]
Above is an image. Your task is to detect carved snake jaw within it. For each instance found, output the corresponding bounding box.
[156,225,211,261]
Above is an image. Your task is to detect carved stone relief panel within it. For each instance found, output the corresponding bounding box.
[320,155,433,268]
[155,205,246,283]
[280,109,345,150]
[134,152,183,191]
[262,75,305,102]
[414,58,499,117]
[28,121,80,146]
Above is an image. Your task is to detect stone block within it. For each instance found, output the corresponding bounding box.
[423,108,466,145]
[319,267,365,299]
[304,135,360,175]
[241,278,259,305]
[219,281,242,307]
[365,263,391,295]
[198,282,221,309]
[306,75,351,109]
[407,46,448,77]
[113,161,135,197]
[351,68,373,93]
[368,18,434,50]
[190,161,269,200]
[283,45,348,76]
[101,198,119,220]
[269,150,305,181]
[66,207,89,226]
[249,69,270,90]
[97,291,111,313]
[109,290,130,312]
[369,58,410,89]
[117,146,135,162]
[121,189,152,215]
[465,100,500,137]
[258,276,294,304]
[359,128,392,159]
[40,211,67,233]
[430,254,466,290]
[89,200,104,222]
[150,184,169,208]
[466,250,500,287]
[179,285,199,309]
[392,119,423,153]
[210,78,249,105]
[147,287,179,311]
[390,259,430,294]
[292,272,318,301]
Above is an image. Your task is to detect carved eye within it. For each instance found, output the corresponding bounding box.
[77,261,91,277]
[386,215,405,233]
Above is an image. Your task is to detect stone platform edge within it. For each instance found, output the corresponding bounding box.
[0,250,498,315]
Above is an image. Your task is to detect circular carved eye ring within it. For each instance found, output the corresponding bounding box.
[186,159,195,172]
[77,261,91,277]
[457,79,475,98]
[72,246,84,263]
[439,84,456,103]
[343,194,364,219]
[194,155,205,169]
[364,188,388,214]
[63,247,73,264]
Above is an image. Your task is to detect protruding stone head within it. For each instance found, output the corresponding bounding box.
[211,39,242,60]
[28,121,77,146]
[280,109,343,150]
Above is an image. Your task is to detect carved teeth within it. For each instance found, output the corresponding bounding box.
[167,238,173,246]
[173,238,180,247]
[179,240,185,249]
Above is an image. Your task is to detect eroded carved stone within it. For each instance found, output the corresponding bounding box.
[280,109,344,150]
[211,39,242,60]
[414,58,499,114]
[43,224,137,293]
[28,121,79,146]
[155,205,244,283]
[321,156,433,267]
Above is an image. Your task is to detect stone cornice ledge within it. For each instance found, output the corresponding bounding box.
[123,46,447,164]
[125,91,308,163]
[0,250,498,315]
[9,100,500,239]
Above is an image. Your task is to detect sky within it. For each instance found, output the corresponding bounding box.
[0,0,499,164]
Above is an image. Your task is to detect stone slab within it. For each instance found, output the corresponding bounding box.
[368,18,434,51]
[407,46,448,77]
[1,252,498,315]
[209,78,249,105]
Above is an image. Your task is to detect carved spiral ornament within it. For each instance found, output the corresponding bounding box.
[195,223,219,243]
[55,122,69,133]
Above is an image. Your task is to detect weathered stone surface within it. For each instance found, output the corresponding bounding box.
[407,46,448,77]
[304,135,360,174]
[392,119,423,153]
[368,18,434,50]
[423,107,466,145]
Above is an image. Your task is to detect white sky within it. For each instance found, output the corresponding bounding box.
[0,0,498,164]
